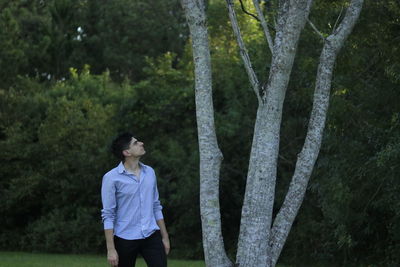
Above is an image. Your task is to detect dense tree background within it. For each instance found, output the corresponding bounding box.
[0,0,398,265]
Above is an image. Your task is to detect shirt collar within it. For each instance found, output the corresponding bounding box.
[117,161,146,174]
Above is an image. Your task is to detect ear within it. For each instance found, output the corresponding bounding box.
[122,150,130,157]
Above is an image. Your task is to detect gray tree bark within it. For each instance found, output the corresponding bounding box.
[180,1,232,266]
[270,1,365,265]
[235,1,313,266]
[182,0,364,266]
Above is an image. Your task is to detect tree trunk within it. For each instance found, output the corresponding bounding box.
[236,1,313,266]
[180,1,232,266]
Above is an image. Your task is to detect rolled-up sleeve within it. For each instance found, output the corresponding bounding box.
[153,181,164,221]
[101,174,116,229]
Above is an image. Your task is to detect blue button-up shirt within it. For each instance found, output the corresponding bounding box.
[101,162,164,240]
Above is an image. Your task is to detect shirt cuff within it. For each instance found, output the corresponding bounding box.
[154,210,164,221]
[103,220,114,230]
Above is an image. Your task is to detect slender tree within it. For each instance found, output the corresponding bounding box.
[181,0,364,266]
[180,1,232,266]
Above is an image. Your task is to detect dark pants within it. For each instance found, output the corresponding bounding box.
[114,231,167,267]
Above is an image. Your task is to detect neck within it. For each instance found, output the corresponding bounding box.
[123,157,141,172]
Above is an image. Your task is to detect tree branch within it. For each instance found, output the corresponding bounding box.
[226,0,262,103]
[275,0,289,34]
[239,0,259,21]
[269,0,364,264]
[252,0,274,55]
[331,0,364,39]
[307,18,325,40]
[333,5,345,33]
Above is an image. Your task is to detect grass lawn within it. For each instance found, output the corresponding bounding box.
[0,251,205,267]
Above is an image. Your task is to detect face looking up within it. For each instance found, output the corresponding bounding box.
[123,137,146,158]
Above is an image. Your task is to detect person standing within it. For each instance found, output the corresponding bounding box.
[101,132,170,267]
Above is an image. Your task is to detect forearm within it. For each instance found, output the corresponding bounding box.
[156,219,168,239]
[104,229,116,250]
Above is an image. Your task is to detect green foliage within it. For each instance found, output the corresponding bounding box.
[0,2,28,86]
[0,71,125,252]
[0,0,187,84]
[279,1,400,265]
[79,0,187,81]
[25,207,102,253]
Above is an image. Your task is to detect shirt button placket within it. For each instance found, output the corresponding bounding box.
[139,180,145,237]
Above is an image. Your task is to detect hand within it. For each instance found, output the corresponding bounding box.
[107,248,119,266]
[162,236,170,255]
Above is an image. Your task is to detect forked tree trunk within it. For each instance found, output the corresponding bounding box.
[181,0,364,266]
[235,1,313,266]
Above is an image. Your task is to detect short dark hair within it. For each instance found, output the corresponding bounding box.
[111,132,134,161]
